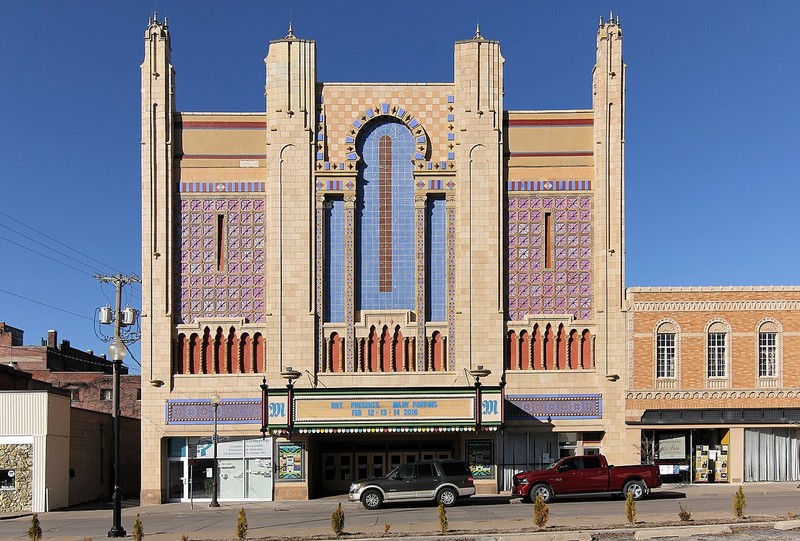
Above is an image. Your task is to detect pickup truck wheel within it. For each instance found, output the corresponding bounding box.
[437,487,458,507]
[362,489,383,510]
[623,480,646,501]
[531,484,553,503]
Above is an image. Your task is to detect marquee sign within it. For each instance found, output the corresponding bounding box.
[265,388,502,430]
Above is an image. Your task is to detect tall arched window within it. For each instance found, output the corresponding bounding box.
[757,319,782,387]
[355,119,415,312]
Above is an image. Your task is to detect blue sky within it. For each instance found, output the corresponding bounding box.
[1,1,798,372]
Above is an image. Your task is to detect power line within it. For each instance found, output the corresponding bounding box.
[0,234,94,276]
[0,222,110,276]
[0,210,126,276]
[0,287,94,322]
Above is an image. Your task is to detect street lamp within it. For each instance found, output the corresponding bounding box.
[210,391,221,507]
[281,367,301,436]
[469,365,491,432]
[107,338,126,538]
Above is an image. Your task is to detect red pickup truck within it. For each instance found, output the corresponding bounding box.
[512,454,661,503]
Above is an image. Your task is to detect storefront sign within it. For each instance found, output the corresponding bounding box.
[658,434,686,460]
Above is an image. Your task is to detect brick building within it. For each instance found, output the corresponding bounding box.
[625,288,800,484]
[0,323,140,511]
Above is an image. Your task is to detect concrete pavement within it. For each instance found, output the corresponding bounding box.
[1,482,799,541]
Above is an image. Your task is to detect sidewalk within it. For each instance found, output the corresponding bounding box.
[1,482,798,541]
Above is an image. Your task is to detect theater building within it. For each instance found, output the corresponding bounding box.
[140,12,638,504]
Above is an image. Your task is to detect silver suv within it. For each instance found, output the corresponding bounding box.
[349,459,475,510]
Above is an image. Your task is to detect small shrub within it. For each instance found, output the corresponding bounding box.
[331,503,345,536]
[788,511,796,520]
[625,491,637,525]
[383,523,391,535]
[733,486,746,518]
[533,494,549,528]
[132,514,144,541]
[236,507,248,540]
[180,535,190,541]
[438,502,448,533]
[678,503,692,522]
[27,514,42,541]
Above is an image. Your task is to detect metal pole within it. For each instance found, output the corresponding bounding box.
[210,402,220,507]
[108,276,126,538]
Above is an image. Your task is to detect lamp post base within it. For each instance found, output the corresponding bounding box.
[209,502,220,508]
[108,526,127,538]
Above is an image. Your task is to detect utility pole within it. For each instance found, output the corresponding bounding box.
[96,273,140,538]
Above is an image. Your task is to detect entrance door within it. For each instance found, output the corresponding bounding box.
[322,453,354,492]
[189,458,214,500]
[168,461,185,500]
[355,452,386,481]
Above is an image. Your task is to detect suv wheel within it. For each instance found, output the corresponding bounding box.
[437,487,458,507]
[362,489,383,510]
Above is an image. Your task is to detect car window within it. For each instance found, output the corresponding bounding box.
[560,458,578,471]
[583,456,602,469]
[441,461,470,477]
[416,463,435,479]
[395,464,414,479]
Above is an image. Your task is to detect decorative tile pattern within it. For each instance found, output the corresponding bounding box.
[505,394,602,420]
[341,104,429,167]
[166,399,262,424]
[317,84,455,168]
[316,202,324,371]
[180,182,265,193]
[506,196,592,321]
[446,199,456,371]
[416,203,426,370]
[345,196,356,371]
[178,197,266,324]
[507,180,591,191]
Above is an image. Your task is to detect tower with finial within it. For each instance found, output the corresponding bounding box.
[453,25,505,369]
[591,11,627,458]
[140,12,175,505]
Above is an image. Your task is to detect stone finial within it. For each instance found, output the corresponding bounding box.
[286,21,295,39]
[474,22,482,40]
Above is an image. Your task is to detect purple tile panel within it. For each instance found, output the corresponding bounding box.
[506,195,592,321]
[177,196,267,324]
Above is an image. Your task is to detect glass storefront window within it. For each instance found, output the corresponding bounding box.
[167,436,274,501]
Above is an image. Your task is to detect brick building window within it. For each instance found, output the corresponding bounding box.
[705,320,731,387]
[656,333,675,378]
[758,332,777,377]
[101,389,112,401]
[756,319,782,387]
[653,320,680,388]
[707,333,726,377]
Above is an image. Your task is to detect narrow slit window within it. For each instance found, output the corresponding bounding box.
[544,212,553,269]
[216,214,225,272]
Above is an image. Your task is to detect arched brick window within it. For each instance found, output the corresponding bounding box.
[519,330,531,370]
[507,330,518,370]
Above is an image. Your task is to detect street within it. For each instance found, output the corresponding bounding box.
[1,483,798,541]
